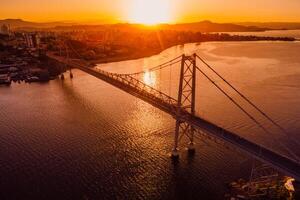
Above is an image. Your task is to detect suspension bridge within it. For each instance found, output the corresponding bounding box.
[47,45,300,182]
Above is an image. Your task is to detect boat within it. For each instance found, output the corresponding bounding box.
[26,76,40,83]
[0,74,11,86]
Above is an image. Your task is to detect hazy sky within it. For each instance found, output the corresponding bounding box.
[1,0,300,23]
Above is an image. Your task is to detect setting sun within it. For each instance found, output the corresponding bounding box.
[128,0,171,25]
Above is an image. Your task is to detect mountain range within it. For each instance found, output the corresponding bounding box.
[237,22,300,30]
[1,19,299,32]
[0,19,77,29]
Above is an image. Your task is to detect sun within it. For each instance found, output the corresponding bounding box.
[128,0,171,25]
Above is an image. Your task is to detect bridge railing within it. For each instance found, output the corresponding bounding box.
[92,67,179,107]
[49,53,180,112]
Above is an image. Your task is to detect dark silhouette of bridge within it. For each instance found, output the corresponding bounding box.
[48,50,300,181]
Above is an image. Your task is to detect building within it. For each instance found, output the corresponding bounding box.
[24,33,40,48]
[0,24,11,35]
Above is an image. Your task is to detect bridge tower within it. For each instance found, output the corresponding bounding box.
[172,53,197,158]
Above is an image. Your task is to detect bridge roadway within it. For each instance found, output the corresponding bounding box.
[50,54,300,181]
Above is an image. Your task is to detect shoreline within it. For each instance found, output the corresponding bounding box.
[89,40,297,66]
[89,48,167,66]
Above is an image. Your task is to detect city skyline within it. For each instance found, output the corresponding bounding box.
[1,0,300,24]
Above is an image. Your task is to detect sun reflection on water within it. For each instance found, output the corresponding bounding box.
[143,71,156,87]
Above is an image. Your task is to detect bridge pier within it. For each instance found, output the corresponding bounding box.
[171,149,179,159]
[171,120,180,159]
[187,142,195,155]
[70,70,73,79]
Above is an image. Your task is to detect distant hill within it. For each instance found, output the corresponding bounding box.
[0,19,77,29]
[237,22,300,30]
[54,21,269,33]
[0,19,268,32]
[158,20,267,32]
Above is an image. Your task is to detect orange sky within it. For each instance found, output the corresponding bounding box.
[1,0,300,23]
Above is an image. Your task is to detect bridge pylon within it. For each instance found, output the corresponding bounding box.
[172,53,197,158]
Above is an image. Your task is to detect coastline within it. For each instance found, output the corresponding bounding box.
[89,48,168,66]
[89,40,296,66]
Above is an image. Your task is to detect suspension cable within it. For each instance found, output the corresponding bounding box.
[159,65,162,91]
[196,54,289,135]
[119,56,182,76]
[195,65,300,162]
[196,54,300,155]
[169,60,172,97]
[195,65,270,134]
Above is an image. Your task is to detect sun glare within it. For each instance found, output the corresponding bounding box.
[143,71,156,86]
[129,0,171,25]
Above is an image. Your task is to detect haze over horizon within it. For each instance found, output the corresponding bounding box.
[1,0,300,24]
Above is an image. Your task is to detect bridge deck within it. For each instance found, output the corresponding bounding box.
[50,55,300,181]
